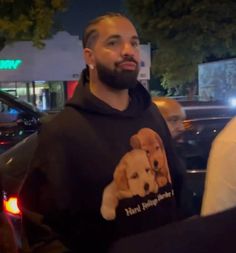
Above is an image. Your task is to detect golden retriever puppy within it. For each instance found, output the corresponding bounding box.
[130,128,171,187]
[100,149,158,220]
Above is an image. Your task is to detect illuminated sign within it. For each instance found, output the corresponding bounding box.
[0,59,22,70]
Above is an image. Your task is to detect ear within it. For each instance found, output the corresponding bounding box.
[155,132,164,149]
[114,161,129,191]
[155,132,171,181]
[130,135,141,149]
[88,64,94,70]
[83,48,95,67]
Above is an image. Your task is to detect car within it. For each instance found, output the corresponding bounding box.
[179,116,234,213]
[180,100,236,119]
[0,90,47,154]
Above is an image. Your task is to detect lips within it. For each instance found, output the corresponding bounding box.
[118,61,137,70]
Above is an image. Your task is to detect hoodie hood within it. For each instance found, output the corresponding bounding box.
[66,79,151,118]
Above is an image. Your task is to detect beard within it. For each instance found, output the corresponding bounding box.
[96,57,139,90]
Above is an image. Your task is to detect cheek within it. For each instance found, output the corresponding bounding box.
[99,48,119,60]
[135,51,141,62]
[167,122,174,132]
[129,179,139,189]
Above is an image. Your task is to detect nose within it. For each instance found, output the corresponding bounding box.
[177,121,185,133]
[153,160,159,169]
[121,42,135,57]
[144,183,149,192]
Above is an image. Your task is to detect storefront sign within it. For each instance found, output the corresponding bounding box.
[0,59,22,70]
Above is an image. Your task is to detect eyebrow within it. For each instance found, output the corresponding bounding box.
[105,34,140,42]
[167,115,184,121]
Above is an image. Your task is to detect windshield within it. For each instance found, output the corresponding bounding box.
[0,90,41,113]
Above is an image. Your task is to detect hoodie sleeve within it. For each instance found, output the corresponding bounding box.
[19,123,72,253]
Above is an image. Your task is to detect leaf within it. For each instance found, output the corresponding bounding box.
[0,0,67,49]
[126,0,236,92]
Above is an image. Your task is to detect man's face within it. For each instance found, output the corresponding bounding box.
[165,106,186,140]
[88,17,141,90]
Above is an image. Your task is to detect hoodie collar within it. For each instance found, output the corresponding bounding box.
[66,80,151,118]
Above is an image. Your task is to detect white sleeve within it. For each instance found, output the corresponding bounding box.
[201,138,236,216]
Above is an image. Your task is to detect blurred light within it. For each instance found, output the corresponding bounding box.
[0,59,22,70]
[228,97,236,107]
[6,157,13,165]
[0,140,10,145]
[3,197,21,215]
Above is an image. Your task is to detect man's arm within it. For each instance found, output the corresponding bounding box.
[19,124,71,253]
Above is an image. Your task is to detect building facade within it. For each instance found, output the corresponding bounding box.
[0,32,150,111]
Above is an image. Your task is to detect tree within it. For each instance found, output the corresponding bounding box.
[0,0,67,50]
[125,0,236,95]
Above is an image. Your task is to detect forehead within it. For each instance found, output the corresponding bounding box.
[167,105,186,119]
[95,17,138,41]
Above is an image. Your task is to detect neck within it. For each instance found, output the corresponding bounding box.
[89,80,130,111]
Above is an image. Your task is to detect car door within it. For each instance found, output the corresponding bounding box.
[0,96,40,153]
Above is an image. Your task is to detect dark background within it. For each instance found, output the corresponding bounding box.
[57,0,126,38]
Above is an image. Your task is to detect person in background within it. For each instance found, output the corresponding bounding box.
[0,175,18,253]
[153,97,186,140]
[201,117,236,216]
[154,97,196,217]
[19,13,185,253]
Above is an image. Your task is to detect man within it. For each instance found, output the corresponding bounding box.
[154,97,197,216]
[19,13,184,252]
[201,117,236,216]
[153,97,186,140]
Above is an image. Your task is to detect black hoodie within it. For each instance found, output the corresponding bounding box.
[20,81,184,253]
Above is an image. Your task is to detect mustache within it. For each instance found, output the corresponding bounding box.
[115,56,139,67]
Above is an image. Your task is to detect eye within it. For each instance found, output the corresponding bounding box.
[145,150,150,156]
[145,168,151,173]
[155,146,160,151]
[131,40,140,48]
[107,40,119,47]
[131,172,138,179]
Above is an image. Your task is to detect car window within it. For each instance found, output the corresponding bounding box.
[179,118,231,170]
[0,100,22,123]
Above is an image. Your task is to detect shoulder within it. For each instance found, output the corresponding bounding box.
[214,116,236,144]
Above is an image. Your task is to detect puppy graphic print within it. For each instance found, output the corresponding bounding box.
[130,128,172,187]
[100,128,172,221]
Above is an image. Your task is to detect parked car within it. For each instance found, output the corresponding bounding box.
[180,116,234,212]
[0,90,47,154]
[179,99,236,119]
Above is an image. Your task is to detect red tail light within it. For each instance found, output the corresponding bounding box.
[0,140,10,145]
[3,196,21,215]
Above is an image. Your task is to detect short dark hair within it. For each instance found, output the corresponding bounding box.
[82,12,127,49]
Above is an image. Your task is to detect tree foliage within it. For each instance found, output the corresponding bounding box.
[125,0,236,93]
[0,0,67,49]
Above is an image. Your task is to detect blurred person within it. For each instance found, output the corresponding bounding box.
[0,175,18,253]
[154,97,196,217]
[201,117,236,216]
[19,13,185,253]
[153,97,186,140]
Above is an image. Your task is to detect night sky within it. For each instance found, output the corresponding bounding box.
[57,0,127,39]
